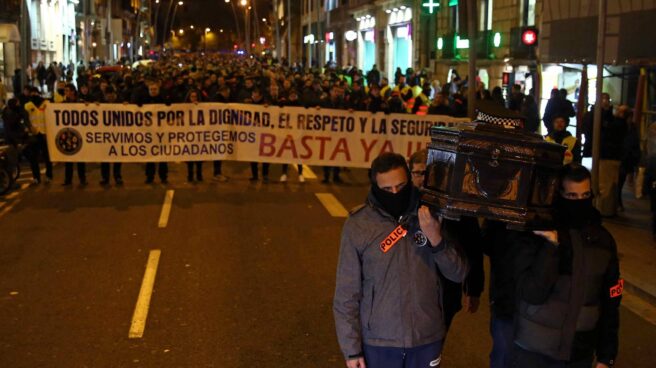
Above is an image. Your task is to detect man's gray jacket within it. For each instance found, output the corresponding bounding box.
[333,189,469,359]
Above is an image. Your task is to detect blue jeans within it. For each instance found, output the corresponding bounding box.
[363,340,444,368]
[490,316,514,368]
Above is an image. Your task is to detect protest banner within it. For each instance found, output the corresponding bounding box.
[45,103,469,168]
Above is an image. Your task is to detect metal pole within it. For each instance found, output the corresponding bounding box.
[287,0,291,62]
[163,0,176,46]
[153,1,160,46]
[83,0,89,63]
[466,0,477,119]
[245,2,250,54]
[591,0,606,196]
[274,0,280,59]
[20,0,29,90]
[229,2,242,48]
[170,4,180,42]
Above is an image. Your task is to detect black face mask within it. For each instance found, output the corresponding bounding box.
[31,96,44,106]
[57,88,65,95]
[554,196,595,229]
[372,181,413,220]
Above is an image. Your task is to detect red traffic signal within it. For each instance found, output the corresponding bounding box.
[521,28,538,46]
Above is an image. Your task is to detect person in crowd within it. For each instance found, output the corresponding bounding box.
[428,91,452,116]
[411,83,432,115]
[392,75,414,104]
[618,106,640,212]
[139,80,169,184]
[409,149,484,334]
[512,164,621,368]
[185,89,204,183]
[545,116,581,164]
[334,152,468,368]
[491,86,505,107]
[99,86,124,186]
[61,84,87,186]
[508,84,524,112]
[521,93,541,134]
[583,93,626,216]
[543,88,576,134]
[248,88,271,182]
[366,64,380,87]
[23,87,53,184]
[320,84,348,184]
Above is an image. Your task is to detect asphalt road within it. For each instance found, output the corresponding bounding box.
[0,162,655,367]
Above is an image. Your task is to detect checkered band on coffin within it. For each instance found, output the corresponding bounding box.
[476,111,524,129]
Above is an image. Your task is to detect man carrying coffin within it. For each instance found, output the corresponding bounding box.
[333,152,468,368]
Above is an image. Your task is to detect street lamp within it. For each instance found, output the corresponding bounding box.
[240,0,250,54]
[204,28,210,51]
[168,1,184,42]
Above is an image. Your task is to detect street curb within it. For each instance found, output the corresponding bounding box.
[624,278,656,307]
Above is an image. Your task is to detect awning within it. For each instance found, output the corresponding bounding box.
[0,23,21,43]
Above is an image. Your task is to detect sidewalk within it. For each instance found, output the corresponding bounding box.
[602,185,656,305]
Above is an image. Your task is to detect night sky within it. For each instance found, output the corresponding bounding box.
[164,0,272,33]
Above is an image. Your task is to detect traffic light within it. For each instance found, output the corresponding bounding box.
[510,26,539,59]
[521,27,538,47]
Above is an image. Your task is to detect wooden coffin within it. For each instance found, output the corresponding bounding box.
[421,121,566,230]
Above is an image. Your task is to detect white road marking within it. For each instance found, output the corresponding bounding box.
[129,250,162,338]
[315,193,348,218]
[291,164,318,179]
[5,191,20,200]
[0,198,21,219]
[158,190,175,228]
[18,168,45,178]
[623,291,656,326]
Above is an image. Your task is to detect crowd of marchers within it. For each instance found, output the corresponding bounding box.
[0,54,651,230]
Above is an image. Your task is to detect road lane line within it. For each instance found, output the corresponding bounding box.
[0,198,21,219]
[158,190,175,228]
[291,164,318,180]
[129,250,162,339]
[5,192,19,200]
[315,193,348,218]
[623,291,656,326]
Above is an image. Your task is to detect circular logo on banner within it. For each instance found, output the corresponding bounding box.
[55,128,83,156]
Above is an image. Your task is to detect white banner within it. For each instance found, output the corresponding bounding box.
[45,103,469,168]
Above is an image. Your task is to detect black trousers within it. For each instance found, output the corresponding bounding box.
[250,162,269,179]
[64,162,86,183]
[511,345,594,368]
[28,134,53,180]
[213,161,223,176]
[323,166,341,180]
[145,162,168,181]
[186,161,203,180]
[101,163,122,181]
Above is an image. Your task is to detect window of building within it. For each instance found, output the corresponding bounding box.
[521,0,536,26]
[479,0,493,31]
